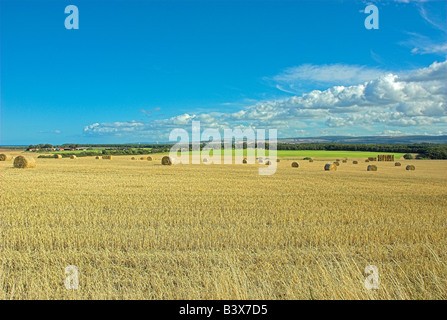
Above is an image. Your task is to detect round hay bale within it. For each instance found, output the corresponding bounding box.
[203,158,208,163]
[70,155,77,159]
[147,156,153,161]
[0,154,12,161]
[324,163,337,171]
[54,154,62,159]
[265,160,271,165]
[395,162,401,166]
[406,165,415,171]
[353,161,358,164]
[102,155,112,160]
[342,160,347,163]
[131,157,136,160]
[291,162,299,168]
[161,156,172,165]
[365,159,370,162]
[276,159,280,162]
[336,159,340,162]
[242,158,247,164]
[309,159,313,162]
[13,156,36,169]
[95,156,102,159]
[140,157,145,160]
[334,161,340,166]
[258,159,264,164]
[367,165,378,171]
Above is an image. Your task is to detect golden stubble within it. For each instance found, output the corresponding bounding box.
[0,155,446,299]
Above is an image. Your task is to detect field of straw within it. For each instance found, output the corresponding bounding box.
[0,152,446,299]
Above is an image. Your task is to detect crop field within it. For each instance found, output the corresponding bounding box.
[269,150,405,159]
[0,152,446,299]
[176,150,406,159]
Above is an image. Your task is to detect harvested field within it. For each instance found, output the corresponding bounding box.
[0,156,446,299]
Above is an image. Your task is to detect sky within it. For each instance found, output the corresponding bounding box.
[1,0,446,145]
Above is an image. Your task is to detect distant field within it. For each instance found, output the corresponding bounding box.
[40,150,103,154]
[169,150,406,159]
[274,150,405,159]
[34,147,152,155]
[12,148,405,159]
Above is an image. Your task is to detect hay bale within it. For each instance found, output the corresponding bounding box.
[70,155,77,159]
[203,158,208,163]
[291,162,299,168]
[353,161,358,164]
[243,158,247,164]
[276,159,280,162]
[336,159,340,162]
[324,163,337,171]
[334,161,340,166]
[140,157,145,160]
[365,159,370,162]
[54,154,62,159]
[13,156,36,169]
[367,165,378,171]
[342,160,347,163]
[147,156,153,161]
[0,154,12,161]
[161,156,172,165]
[95,156,102,159]
[265,160,271,165]
[258,159,264,164]
[406,165,415,171]
[309,159,313,162]
[395,162,401,166]
[102,155,112,160]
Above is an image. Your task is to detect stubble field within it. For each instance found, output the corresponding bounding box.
[1,153,446,299]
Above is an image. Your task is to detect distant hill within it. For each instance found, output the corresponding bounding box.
[279,135,447,145]
[2,135,446,148]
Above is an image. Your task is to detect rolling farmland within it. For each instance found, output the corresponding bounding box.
[1,152,446,299]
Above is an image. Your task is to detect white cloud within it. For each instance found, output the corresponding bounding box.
[270,64,385,94]
[411,43,447,55]
[39,129,62,134]
[399,1,446,55]
[84,60,447,139]
[381,130,403,136]
[418,3,446,33]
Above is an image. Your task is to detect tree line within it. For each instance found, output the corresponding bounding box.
[30,142,447,159]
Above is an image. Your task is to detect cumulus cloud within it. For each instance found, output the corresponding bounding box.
[84,60,447,139]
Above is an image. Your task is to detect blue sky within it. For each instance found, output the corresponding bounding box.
[1,0,446,145]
